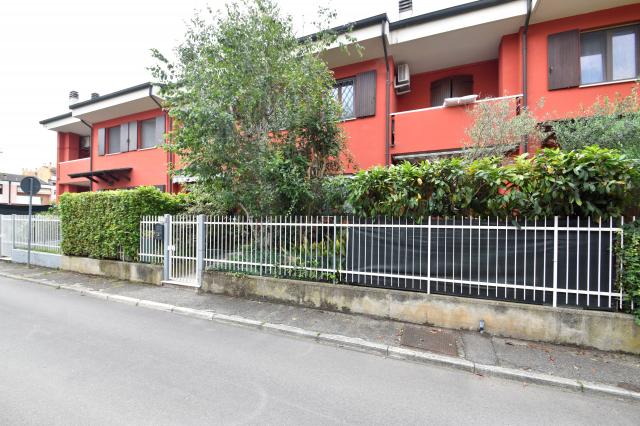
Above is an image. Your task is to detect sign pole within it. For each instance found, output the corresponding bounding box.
[27,179,33,268]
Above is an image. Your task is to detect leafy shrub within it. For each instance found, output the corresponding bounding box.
[552,85,640,159]
[59,187,186,260]
[617,221,640,324]
[348,146,639,219]
[464,97,544,160]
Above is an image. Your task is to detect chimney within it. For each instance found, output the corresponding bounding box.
[91,92,100,99]
[69,90,79,105]
[399,0,413,19]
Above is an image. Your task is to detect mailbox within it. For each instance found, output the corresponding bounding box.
[153,223,164,241]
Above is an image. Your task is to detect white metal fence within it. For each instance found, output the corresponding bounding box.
[140,216,165,264]
[139,215,629,311]
[4,215,62,254]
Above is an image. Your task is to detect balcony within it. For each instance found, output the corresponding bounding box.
[58,158,90,186]
[390,95,522,161]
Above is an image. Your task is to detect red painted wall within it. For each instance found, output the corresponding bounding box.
[503,3,640,120]
[91,109,171,191]
[498,33,521,96]
[396,60,500,112]
[332,58,391,171]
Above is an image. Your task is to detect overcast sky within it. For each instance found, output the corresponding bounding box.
[0,0,396,174]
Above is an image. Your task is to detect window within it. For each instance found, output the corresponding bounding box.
[430,75,473,107]
[580,24,639,85]
[107,126,121,154]
[333,78,355,119]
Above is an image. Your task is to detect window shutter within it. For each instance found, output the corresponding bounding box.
[155,115,165,146]
[120,123,129,152]
[128,121,138,151]
[98,128,105,156]
[548,29,580,90]
[354,71,376,118]
[430,78,450,107]
[451,75,473,97]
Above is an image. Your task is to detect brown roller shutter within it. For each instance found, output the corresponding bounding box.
[548,29,580,90]
[451,75,473,97]
[98,128,105,156]
[430,78,450,107]
[355,70,376,118]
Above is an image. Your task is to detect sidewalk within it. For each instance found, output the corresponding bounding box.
[1,260,639,397]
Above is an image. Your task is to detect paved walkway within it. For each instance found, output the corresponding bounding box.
[1,260,639,394]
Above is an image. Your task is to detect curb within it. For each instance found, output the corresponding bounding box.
[2,269,639,402]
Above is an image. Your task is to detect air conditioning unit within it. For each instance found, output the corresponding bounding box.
[395,63,411,95]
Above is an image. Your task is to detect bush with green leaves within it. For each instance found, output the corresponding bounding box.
[59,187,186,260]
[617,221,640,324]
[348,146,639,219]
[552,85,640,159]
[464,97,544,160]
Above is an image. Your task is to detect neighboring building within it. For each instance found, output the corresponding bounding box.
[41,1,640,195]
[0,173,55,214]
[40,83,176,197]
[22,164,56,185]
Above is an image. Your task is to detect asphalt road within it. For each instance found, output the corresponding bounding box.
[1,276,638,426]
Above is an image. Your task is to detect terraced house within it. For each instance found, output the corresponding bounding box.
[40,0,640,194]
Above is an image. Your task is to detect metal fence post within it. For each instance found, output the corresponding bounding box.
[552,216,559,307]
[259,218,264,276]
[196,215,205,288]
[427,216,432,294]
[333,216,337,277]
[163,214,171,282]
[11,214,15,251]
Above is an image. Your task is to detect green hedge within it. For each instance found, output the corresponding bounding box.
[59,186,186,260]
[618,222,640,324]
[348,146,639,219]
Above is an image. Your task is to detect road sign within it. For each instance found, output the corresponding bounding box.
[19,177,41,268]
[20,176,41,195]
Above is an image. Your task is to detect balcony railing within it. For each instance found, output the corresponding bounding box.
[390,95,522,159]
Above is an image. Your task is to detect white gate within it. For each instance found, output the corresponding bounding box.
[167,216,201,287]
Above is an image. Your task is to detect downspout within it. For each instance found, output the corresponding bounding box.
[79,119,93,191]
[521,0,532,153]
[381,19,390,166]
[148,85,171,193]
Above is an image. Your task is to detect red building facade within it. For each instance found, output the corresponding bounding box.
[41,1,640,195]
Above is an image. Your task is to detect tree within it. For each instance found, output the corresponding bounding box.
[151,0,348,217]
[551,84,640,159]
[463,98,544,160]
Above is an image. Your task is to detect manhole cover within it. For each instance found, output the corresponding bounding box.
[401,325,458,357]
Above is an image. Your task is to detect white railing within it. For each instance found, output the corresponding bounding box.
[140,215,628,311]
[139,216,165,264]
[12,215,62,254]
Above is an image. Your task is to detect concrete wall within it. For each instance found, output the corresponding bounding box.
[60,255,163,285]
[11,249,62,269]
[203,271,640,354]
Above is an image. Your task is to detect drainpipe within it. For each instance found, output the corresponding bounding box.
[381,19,391,166]
[521,0,532,153]
[148,85,171,193]
[79,119,93,191]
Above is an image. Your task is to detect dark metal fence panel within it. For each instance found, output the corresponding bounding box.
[140,215,626,311]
